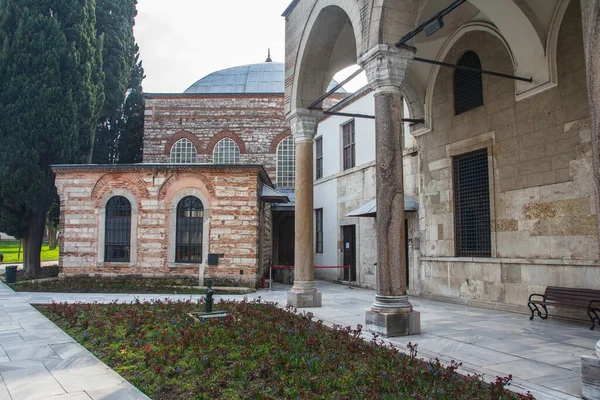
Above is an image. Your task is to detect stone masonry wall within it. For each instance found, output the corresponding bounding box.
[416,1,599,308]
[54,166,268,287]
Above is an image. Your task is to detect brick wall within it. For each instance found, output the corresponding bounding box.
[54,165,272,287]
[143,94,289,183]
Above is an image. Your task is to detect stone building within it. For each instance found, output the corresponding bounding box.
[54,60,344,287]
[284,0,599,336]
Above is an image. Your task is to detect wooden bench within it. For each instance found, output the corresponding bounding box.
[528,286,600,330]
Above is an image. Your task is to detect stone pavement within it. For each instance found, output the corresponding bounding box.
[12,281,600,400]
[0,283,149,399]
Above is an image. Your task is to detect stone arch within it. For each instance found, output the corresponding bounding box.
[91,174,148,206]
[270,130,292,153]
[546,0,572,86]
[163,130,202,156]
[422,22,516,133]
[166,187,211,278]
[401,76,425,133]
[368,0,420,48]
[466,0,550,98]
[291,2,362,111]
[158,173,216,201]
[205,131,246,154]
[97,188,139,265]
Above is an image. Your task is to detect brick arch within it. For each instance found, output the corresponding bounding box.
[205,131,246,155]
[91,174,148,207]
[270,130,292,153]
[158,173,216,201]
[163,130,202,156]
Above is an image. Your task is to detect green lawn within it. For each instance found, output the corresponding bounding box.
[0,241,59,263]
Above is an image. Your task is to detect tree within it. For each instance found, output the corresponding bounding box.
[93,47,145,164]
[117,49,145,163]
[92,0,138,164]
[0,0,103,277]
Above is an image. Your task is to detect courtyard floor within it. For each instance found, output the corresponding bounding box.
[4,281,598,399]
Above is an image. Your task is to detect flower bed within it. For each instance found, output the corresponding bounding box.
[39,299,533,400]
[12,277,208,294]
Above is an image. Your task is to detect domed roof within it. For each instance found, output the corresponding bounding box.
[184,62,346,95]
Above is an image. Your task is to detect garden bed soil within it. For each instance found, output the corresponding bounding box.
[39,299,534,400]
[9,277,217,294]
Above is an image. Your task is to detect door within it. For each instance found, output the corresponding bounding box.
[342,225,356,282]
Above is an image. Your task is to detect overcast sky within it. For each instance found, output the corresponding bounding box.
[134,0,366,94]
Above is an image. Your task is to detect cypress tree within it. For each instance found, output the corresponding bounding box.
[117,48,145,164]
[0,0,103,277]
[92,0,138,164]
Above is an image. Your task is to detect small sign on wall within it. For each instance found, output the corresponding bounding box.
[208,254,219,265]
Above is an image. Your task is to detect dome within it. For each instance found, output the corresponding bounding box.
[184,62,346,95]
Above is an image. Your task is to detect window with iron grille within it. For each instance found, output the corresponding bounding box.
[213,138,240,164]
[176,196,204,263]
[315,136,323,180]
[105,196,132,262]
[315,208,323,253]
[277,136,295,189]
[454,51,483,115]
[453,148,491,257]
[342,120,355,170]
[170,138,197,163]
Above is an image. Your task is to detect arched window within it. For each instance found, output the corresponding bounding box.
[176,196,204,262]
[277,136,295,189]
[213,138,241,164]
[454,51,483,115]
[170,138,197,163]
[105,196,132,262]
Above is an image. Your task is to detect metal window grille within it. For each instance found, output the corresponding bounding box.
[213,138,240,164]
[453,148,491,257]
[175,196,204,263]
[454,51,484,115]
[316,137,323,180]
[342,120,355,170]
[105,196,131,262]
[170,138,197,163]
[277,136,295,189]
[315,208,323,253]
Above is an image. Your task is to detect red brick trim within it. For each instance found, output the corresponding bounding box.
[163,130,202,156]
[205,131,246,155]
[270,130,292,153]
[158,173,216,201]
[91,174,148,207]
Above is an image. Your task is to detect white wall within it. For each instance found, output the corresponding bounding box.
[312,91,418,287]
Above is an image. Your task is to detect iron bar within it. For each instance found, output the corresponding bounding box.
[414,56,533,83]
[396,0,467,46]
[307,68,364,110]
[323,110,424,124]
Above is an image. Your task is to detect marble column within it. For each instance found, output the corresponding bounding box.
[287,108,323,308]
[359,44,420,336]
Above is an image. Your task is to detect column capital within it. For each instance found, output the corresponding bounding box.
[287,108,323,143]
[358,44,415,96]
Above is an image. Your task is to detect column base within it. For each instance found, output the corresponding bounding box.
[581,355,600,400]
[366,295,420,337]
[287,281,322,308]
[287,290,322,308]
[366,309,420,337]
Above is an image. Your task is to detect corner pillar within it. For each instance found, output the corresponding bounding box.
[359,44,420,336]
[580,0,600,378]
[287,108,323,308]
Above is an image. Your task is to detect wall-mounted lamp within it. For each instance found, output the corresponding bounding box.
[423,17,444,37]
